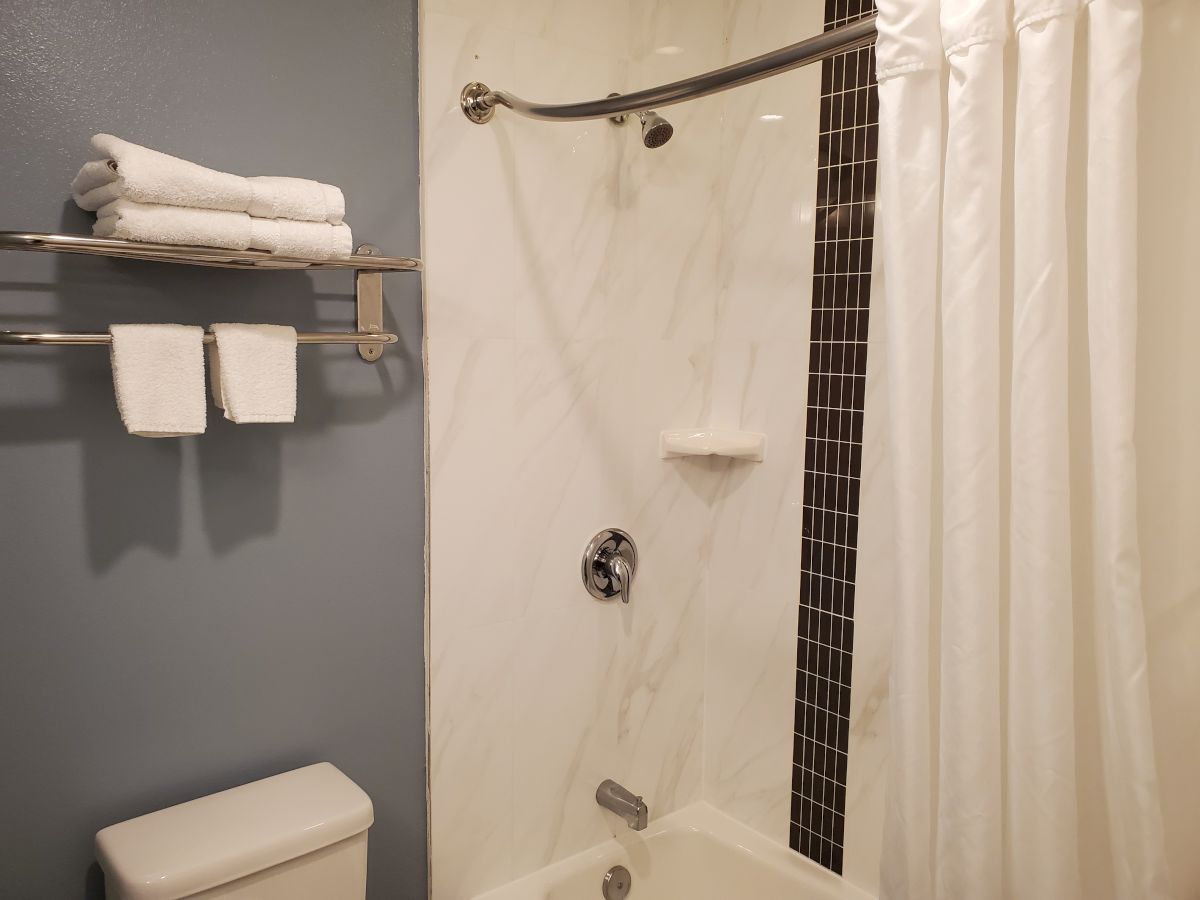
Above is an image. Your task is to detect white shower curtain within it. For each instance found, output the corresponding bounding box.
[873,0,1173,898]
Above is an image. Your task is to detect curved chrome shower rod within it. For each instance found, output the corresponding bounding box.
[460,15,878,126]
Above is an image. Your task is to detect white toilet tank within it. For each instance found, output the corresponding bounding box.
[95,762,374,900]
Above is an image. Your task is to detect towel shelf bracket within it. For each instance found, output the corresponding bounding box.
[354,244,385,363]
[0,231,423,361]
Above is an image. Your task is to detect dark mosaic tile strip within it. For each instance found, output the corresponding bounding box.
[790,1,878,877]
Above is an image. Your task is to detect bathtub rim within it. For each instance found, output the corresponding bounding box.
[472,800,875,900]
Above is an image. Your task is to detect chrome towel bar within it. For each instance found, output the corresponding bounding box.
[0,331,397,347]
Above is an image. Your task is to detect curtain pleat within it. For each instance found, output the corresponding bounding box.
[1084,2,1174,898]
[876,67,943,900]
[1007,12,1081,900]
[937,36,1004,900]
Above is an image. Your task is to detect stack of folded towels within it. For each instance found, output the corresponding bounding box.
[72,134,352,259]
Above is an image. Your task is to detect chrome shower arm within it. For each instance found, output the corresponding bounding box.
[460,15,877,125]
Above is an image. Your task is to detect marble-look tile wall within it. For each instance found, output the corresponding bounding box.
[701,0,823,846]
[423,2,726,897]
[422,1,890,897]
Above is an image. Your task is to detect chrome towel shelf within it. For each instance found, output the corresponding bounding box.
[0,231,422,361]
[0,231,421,271]
[0,331,396,347]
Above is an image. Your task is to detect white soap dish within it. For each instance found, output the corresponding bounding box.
[659,429,766,462]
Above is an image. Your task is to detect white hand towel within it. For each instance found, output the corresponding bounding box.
[95,199,354,259]
[72,134,346,224]
[95,198,252,251]
[208,324,298,424]
[109,324,207,437]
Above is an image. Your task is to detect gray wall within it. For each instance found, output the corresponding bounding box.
[0,2,426,898]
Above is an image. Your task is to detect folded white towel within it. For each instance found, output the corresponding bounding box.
[95,199,251,251]
[72,134,346,224]
[109,324,207,437]
[208,324,298,424]
[263,217,355,260]
[94,199,354,259]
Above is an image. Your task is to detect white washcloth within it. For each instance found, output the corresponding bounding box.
[208,324,298,424]
[72,134,345,224]
[94,199,354,259]
[109,324,207,437]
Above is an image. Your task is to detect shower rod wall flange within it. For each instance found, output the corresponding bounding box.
[461,81,497,124]
[458,14,877,128]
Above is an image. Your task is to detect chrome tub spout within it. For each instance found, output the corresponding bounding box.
[596,779,648,831]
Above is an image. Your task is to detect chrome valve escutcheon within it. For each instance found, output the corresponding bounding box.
[582,529,638,604]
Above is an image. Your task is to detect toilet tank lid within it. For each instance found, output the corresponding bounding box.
[95,763,374,900]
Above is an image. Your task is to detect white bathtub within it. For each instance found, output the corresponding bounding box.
[475,803,874,900]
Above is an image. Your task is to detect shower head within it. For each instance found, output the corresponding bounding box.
[607,94,674,149]
[637,111,674,149]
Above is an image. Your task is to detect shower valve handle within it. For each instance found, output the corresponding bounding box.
[609,554,633,604]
